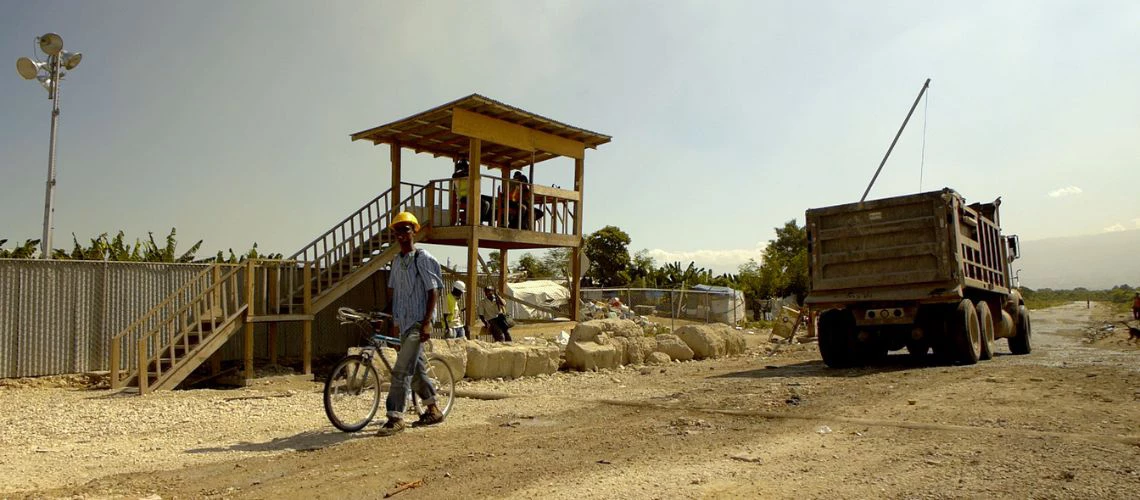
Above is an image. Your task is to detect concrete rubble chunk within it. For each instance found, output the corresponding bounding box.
[645,351,672,365]
[462,340,559,380]
[654,333,695,361]
[565,339,620,371]
[571,319,642,342]
[674,324,748,359]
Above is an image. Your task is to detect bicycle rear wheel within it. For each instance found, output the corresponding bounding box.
[412,355,456,417]
[324,355,383,432]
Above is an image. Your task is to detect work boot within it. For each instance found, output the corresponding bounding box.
[412,404,445,427]
[375,418,406,436]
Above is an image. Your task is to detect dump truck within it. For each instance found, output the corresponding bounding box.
[804,188,1031,367]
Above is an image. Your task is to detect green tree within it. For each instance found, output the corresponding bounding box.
[757,220,808,303]
[486,251,501,274]
[584,226,631,287]
[628,250,657,287]
[0,239,41,259]
[515,252,548,278]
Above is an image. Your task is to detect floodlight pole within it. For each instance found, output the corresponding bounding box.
[41,54,62,259]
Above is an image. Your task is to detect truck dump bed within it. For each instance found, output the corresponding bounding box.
[805,188,1010,305]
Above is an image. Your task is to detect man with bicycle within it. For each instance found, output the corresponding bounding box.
[377,211,446,436]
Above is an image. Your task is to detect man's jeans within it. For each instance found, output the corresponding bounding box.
[385,323,436,419]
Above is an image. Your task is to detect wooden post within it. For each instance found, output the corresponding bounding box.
[302,263,313,375]
[570,156,585,321]
[243,260,255,379]
[391,142,402,213]
[498,249,509,294]
[110,339,121,389]
[466,237,480,330]
[468,138,481,226]
[138,339,148,394]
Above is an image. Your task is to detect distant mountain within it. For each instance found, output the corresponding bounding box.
[1018,230,1140,290]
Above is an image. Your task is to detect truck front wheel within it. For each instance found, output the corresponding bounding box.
[1008,304,1032,355]
[819,309,857,368]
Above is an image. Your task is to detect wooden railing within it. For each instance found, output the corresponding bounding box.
[420,175,579,236]
[245,259,307,317]
[288,184,435,299]
[110,263,243,390]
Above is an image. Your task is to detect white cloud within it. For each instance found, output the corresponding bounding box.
[1133,218,1140,229]
[1103,223,1126,232]
[1048,186,1083,198]
[644,243,767,275]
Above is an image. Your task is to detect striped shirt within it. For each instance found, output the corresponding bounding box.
[388,248,444,334]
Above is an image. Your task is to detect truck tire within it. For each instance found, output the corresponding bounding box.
[976,301,996,361]
[945,299,980,365]
[1008,304,1032,355]
[819,309,857,368]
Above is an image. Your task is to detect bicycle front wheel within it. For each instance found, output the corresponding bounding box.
[324,355,383,432]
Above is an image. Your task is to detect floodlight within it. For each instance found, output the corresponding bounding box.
[39,33,64,56]
[61,51,82,70]
[16,57,44,79]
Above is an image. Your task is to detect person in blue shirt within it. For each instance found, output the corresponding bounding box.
[377,211,446,436]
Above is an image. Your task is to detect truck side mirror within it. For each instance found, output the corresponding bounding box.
[1006,235,1021,261]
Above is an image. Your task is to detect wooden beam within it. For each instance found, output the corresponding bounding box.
[530,184,580,202]
[468,138,481,226]
[452,108,585,160]
[303,264,312,375]
[573,157,584,237]
[571,156,584,320]
[498,249,509,296]
[391,142,402,213]
[244,260,255,379]
[571,246,582,321]
[466,237,480,331]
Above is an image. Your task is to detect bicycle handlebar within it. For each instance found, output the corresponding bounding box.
[336,307,391,324]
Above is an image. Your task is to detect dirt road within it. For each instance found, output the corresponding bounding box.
[7,302,1140,499]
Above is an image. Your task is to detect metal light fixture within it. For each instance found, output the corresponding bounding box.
[15,32,83,259]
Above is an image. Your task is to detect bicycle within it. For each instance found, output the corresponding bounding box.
[323,307,456,432]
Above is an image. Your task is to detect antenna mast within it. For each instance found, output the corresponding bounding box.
[860,78,931,205]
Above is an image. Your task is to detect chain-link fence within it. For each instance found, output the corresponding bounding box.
[580,287,747,329]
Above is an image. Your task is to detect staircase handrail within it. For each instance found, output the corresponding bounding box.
[109,263,241,388]
[296,183,433,300]
[135,264,247,392]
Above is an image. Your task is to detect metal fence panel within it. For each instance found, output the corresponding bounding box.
[0,259,211,378]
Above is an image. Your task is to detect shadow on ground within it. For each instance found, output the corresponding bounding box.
[716,353,961,380]
[186,429,364,454]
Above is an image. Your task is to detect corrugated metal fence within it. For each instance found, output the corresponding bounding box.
[0,259,209,377]
[0,258,395,378]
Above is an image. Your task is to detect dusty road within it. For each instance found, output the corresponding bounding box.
[6,302,1140,499]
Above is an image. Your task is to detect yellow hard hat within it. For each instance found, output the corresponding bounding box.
[389,211,420,232]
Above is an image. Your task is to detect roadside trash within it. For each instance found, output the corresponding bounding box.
[816,425,832,435]
[556,331,570,346]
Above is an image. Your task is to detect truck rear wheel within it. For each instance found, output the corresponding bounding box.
[1008,304,1032,355]
[976,301,996,360]
[945,299,981,365]
[819,309,857,368]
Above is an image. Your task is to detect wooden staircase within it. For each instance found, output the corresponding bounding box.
[110,183,434,393]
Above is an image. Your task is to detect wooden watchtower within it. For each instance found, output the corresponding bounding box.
[350,94,611,326]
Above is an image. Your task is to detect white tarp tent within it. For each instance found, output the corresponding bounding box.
[690,284,747,325]
[504,280,571,320]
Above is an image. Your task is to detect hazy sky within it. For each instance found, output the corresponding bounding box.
[3,1,1138,274]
